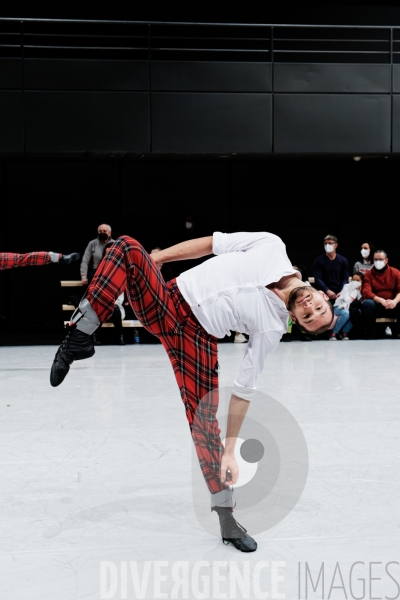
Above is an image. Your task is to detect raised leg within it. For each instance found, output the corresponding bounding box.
[86,236,177,338]
[0,251,55,270]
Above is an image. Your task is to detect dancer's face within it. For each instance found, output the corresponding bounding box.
[288,286,334,334]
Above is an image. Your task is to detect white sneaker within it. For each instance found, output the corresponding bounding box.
[385,326,392,336]
[234,333,247,343]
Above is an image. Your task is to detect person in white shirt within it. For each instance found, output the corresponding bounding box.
[329,272,363,341]
[50,232,334,552]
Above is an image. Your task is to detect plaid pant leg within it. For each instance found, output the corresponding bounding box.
[86,236,178,336]
[165,282,226,496]
[86,240,225,496]
[167,326,226,496]
[0,251,53,271]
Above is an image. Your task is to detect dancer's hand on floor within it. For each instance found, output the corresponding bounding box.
[221,452,239,485]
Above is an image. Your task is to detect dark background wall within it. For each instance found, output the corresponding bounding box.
[1,9,400,339]
[0,156,397,334]
[1,17,400,156]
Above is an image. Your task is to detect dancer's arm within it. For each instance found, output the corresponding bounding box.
[220,395,250,485]
[151,236,213,265]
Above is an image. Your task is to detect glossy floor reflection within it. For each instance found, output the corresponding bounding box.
[1,340,400,599]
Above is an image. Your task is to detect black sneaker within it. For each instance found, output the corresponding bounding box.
[212,507,257,552]
[50,326,95,387]
[60,252,81,264]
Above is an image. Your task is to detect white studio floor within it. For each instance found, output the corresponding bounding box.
[1,339,400,600]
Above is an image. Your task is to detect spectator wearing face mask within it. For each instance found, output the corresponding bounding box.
[362,250,400,339]
[329,272,363,341]
[313,234,349,301]
[80,223,114,285]
[353,242,374,275]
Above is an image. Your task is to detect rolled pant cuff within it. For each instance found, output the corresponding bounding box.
[211,487,234,508]
[71,298,101,335]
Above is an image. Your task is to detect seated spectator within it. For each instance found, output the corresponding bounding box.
[329,272,363,341]
[362,250,400,339]
[313,234,349,300]
[353,242,374,275]
[80,223,114,286]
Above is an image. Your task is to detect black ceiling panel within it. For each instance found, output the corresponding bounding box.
[0,91,23,151]
[25,91,150,152]
[274,63,391,93]
[151,61,271,91]
[274,94,391,153]
[152,92,271,152]
[24,59,149,90]
[0,58,22,89]
[390,95,400,152]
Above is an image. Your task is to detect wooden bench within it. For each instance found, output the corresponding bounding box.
[60,280,84,287]
[376,318,397,323]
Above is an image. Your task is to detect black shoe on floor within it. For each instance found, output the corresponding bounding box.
[50,326,95,387]
[212,507,257,552]
[60,252,81,264]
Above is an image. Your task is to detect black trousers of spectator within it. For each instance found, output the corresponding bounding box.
[349,300,363,331]
[362,299,400,337]
[108,305,123,340]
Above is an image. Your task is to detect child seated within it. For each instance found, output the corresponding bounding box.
[329,272,363,341]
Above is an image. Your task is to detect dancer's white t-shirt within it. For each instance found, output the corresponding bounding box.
[176,231,301,400]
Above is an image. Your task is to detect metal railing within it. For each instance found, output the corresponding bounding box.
[0,18,398,63]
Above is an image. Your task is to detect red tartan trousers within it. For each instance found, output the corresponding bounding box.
[0,251,54,271]
[86,236,226,495]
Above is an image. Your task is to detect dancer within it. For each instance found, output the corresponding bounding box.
[0,250,80,271]
[50,232,334,552]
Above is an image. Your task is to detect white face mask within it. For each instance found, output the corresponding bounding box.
[185,221,193,229]
[374,260,386,270]
[361,248,370,258]
[353,280,362,288]
[324,243,334,253]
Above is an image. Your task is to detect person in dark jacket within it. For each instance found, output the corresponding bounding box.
[313,234,349,300]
